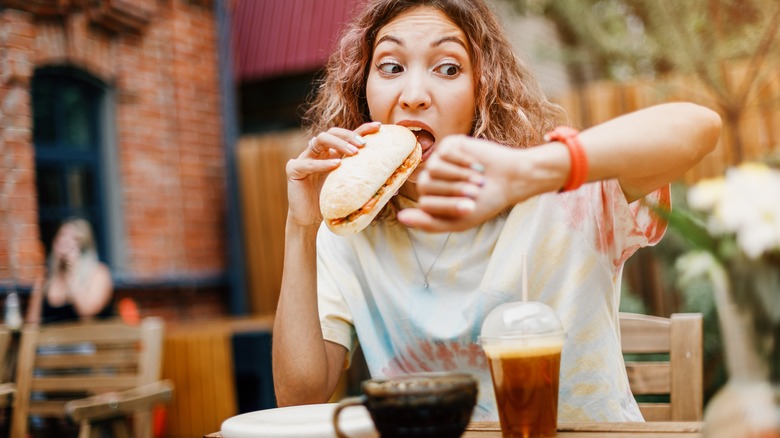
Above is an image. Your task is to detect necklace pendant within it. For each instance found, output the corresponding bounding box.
[404,228,452,292]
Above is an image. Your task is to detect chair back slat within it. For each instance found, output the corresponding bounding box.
[620,313,671,353]
[37,322,145,344]
[31,375,140,392]
[625,362,671,394]
[36,350,139,369]
[620,312,703,421]
[28,400,69,417]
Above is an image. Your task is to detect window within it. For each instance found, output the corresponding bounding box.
[239,70,318,134]
[32,67,109,261]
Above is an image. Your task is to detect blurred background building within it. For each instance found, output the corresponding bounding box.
[0,0,229,319]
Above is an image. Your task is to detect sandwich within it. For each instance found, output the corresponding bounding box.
[320,124,422,235]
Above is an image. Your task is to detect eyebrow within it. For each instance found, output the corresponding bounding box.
[375,34,468,51]
[432,36,467,50]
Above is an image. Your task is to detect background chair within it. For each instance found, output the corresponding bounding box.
[0,326,14,438]
[0,324,12,400]
[11,317,173,438]
[619,312,703,421]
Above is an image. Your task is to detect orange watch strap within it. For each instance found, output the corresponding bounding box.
[545,126,588,192]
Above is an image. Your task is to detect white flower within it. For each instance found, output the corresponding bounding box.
[687,177,726,211]
[675,251,719,285]
[687,162,780,259]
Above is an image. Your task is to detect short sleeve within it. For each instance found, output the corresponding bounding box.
[563,180,670,270]
[630,183,671,246]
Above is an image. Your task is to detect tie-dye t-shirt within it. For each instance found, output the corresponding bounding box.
[316,180,670,421]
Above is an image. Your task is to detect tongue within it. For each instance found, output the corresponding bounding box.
[414,130,435,150]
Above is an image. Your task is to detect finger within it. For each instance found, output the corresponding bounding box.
[306,136,325,155]
[307,134,356,157]
[307,130,363,157]
[325,126,373,148]
[435,135,488,168]
[396,208,473,233]
[287,157,341,180]
[436,143,477,168]
[418,195,476,218]
[354,121,381,137]
[417,172,482,198]
[425,157,487,186]
[434,136,487,177]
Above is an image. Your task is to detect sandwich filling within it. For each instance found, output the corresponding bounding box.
[327,146,420,227]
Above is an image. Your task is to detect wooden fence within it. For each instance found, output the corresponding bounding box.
[237,131,306,315]
[162,316,274,437]
[557,67,780,183]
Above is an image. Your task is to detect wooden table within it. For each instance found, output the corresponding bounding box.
[464,422,703,437]
[206,421,703,437]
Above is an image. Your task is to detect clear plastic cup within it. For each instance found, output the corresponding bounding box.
[479,301,565,438]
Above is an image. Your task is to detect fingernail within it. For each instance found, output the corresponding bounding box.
[347,144,359,154]
[456,199,476,212]
[470,162,485,173]
[354,134,367,145]
[330,159,341,165]
[462,184,480,198]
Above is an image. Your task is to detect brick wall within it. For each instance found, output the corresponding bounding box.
[0,0,228,318]
[0,7,44,284]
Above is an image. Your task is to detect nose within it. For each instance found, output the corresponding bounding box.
[399,73,431,111]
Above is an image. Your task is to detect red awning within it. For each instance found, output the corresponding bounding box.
[231,0,366,82]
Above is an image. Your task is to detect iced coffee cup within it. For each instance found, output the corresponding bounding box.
[480,301,565,438]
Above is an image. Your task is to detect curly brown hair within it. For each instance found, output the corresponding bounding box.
[303,0,567,148]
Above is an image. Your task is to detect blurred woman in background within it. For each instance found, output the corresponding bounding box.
[26,218,114,324]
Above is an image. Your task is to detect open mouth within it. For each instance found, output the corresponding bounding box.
[406,127,436,161]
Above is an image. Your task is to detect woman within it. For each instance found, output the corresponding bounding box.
[27,218,114,324]
[273,0,721,421]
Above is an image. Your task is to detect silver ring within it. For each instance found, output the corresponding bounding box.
[308,137,322,154]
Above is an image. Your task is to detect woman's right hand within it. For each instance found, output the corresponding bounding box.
[286,122,381,227]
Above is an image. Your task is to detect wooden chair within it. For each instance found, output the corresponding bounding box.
[0,325,14,411]
[10,317,174,438]
[619,312,703,421]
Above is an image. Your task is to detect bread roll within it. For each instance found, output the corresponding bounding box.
[320,124,421,235]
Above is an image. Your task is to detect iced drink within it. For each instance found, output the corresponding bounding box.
[483,336,563,437]
[480,301,565,438]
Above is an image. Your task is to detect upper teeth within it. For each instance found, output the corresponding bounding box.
[407,126,422,131]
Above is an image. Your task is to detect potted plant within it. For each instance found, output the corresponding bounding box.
[669,162,779,437]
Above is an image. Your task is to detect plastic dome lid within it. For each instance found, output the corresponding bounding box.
[479,301,564,344]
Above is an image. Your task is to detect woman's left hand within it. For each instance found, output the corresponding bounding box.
[398,135,531,231]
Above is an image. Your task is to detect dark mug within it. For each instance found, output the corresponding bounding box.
[332,372,478,438]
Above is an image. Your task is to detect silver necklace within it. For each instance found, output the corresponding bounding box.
[404,227,453,289]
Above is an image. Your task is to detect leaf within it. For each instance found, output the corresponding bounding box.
[654,204,719,255]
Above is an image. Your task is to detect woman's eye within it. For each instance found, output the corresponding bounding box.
[378,62,403,74]
[435,63,460,76]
